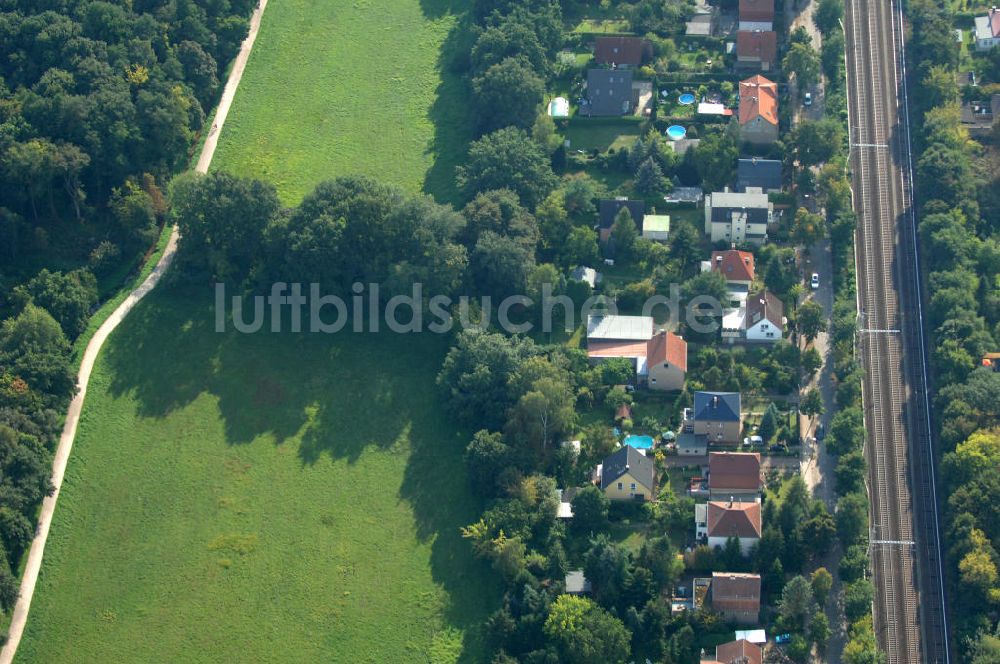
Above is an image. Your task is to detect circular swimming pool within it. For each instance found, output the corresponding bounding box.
[666,125,687,140]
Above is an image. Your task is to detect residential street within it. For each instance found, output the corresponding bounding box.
[786,0,826,124]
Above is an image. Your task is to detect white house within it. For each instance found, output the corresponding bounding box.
[570,266,602,288]
[745,291,785,342]
[975,8,1000,50]
[704,189,773,245]
[721,290,785,343]
[642,214,671,242]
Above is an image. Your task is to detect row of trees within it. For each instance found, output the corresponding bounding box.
[907,0,1000,656]
[805,1,885,661]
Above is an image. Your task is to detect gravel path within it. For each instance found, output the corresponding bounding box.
[0,2,269,660]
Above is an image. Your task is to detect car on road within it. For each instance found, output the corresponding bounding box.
[810,272,820,289]
[816,423,825,440]
[803,92,813,106]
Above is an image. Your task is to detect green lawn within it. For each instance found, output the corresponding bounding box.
[18,287,498,663]
[209,0,470,205]
[565,122,641,152]
[18,0,499,660]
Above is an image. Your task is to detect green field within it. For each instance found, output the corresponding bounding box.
[210,0,470,204]
[18,288,497,663]
[17,0,499,661]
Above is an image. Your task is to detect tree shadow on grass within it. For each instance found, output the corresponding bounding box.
[420,1,474,207]
[101,283,500,661]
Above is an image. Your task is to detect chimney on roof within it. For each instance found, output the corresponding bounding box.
[712,395,719,408]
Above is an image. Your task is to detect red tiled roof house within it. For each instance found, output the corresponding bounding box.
[738,75,779,144]
[739,0,774,30]
[710,572,761,624]
[712,250,756,288]
[709,452,762,501]
[705,639,763,664]
[736,30,777,71]
[646,330,688,391]
[593,36,653,66]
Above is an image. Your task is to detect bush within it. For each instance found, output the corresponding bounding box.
[88,241,122,275]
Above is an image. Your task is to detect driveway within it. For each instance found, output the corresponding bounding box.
[0,2,271,662]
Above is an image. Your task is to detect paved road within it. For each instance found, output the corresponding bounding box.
[786,0,826,123]
[0,3,269,662]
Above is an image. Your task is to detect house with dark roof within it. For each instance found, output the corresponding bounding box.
[664,185,704,204]
[960,94,1000,137]
[736,30,777,71]
[697,500,762,554]
[704,189,773,245]
[598,198,645,243]
[598,445,656,501]
[584,69,634,117]
[739,0,774,30]
[593,36,653,66]
[709,452,762,500]
[737,158,783,192]
[704,639,763,664]
[738,75,779,144]
[686,392,742,444]
[709,572,761,624]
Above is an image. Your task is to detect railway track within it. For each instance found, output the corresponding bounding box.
[843,0,950,662]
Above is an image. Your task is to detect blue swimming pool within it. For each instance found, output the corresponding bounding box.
[678,92,696,105]
[624,435,655,450]
[666,125,687,140]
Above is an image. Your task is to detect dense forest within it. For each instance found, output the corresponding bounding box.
[906,0,1000,660]
[0,0,256,281]
[0,0,254,620]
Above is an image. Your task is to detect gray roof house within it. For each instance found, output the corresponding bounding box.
[570,266,602,288]
[599,445,655,492]
[704,189,773,245]
[584,69,634,116]
[694,391,742,422]
[737,158,783,192]
[565,570,592,595]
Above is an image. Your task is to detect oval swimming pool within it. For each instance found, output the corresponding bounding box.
[666,125,687,140]
[624,435,655,450]
[678,92,696,105]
